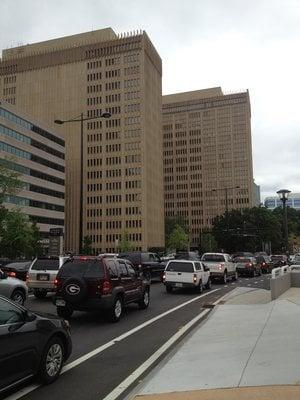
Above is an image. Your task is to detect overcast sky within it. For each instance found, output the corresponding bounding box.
[1,0,300,200]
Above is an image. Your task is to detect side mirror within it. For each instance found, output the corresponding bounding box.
[203,264,210,272]
[25,311,36,322]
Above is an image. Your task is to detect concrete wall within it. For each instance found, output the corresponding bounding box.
[270,271,300,300]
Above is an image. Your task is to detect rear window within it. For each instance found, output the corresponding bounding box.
[166,261,194,272]
[59,259,105,278]
[31,258,59,271]
[235,258,251,263]
[202,254,225,262]
[5,262,31,269]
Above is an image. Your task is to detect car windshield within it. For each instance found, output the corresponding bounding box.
[31,258,60,271]
[166,262,194,272]
[59,259,105,277]
[201,254,225,262]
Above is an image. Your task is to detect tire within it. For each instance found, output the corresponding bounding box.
[144,271,151,283]
[257,268,262,276]
[138,289,150,309]
[232,271,238,281]
[223,271,227,284]
[166,285,173,293]
[108,296,123,322]
[196,281,203,293]
[205,278,212,290]
[38,336,64,384]
[11,289,26,305]
[34,289,47,299]
[57,306,73,319]
[251,270,255,278]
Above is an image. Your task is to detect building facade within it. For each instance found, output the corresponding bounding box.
[253,181,261,206]
[0,28,164,253]
[0,101,65,250]
[265,194,300,210]
[163,88,253,248]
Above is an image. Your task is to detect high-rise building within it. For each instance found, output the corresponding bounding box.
[0,28,164,253]
[162,88,253,248]
[0,101,65,250]
[253,181,261,206]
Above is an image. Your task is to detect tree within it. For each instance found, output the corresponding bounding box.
[119,231,134,252]
[199,229,217,253]
[0,158,24,204]
[165,215,188,249]
[167,224,189,252]
[212,207,282,253]
[82,235,93,255]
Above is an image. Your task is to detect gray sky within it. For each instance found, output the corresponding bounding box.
[1,0,300,200]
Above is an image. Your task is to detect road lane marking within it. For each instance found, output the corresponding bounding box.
[6,288,220,400]
[102,291,232,400]
[254,282,258,284]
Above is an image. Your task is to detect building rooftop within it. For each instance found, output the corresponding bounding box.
[162,87,224,104]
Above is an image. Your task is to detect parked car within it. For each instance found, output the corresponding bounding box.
[163,260,211,293]
[201,253,237,283]
[0,269,28,305]
[235,256,262,277]
[2,261,32,281]
[118,251,165,281]
[174,251,200,261]
[54,255,150,322]
[255,255,272,273]
[0,295,72,394]
[27,255,70,299]
[290,254,300,265]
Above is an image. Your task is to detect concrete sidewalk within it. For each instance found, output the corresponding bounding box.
[132,287,300,400]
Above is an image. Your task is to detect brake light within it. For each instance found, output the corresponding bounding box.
[102,280,111,295]
[54,278,59,286]
[8,271,16,277]
[193,274,197,283]
[80,256,88,260]
[262,262,266,266]
[245,263,252,268]
[162,273,166,282]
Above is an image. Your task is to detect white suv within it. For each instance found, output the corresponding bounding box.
[27,256,69,298]
[163,260,211,293]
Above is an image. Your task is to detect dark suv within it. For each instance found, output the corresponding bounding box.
[54,256,150,322]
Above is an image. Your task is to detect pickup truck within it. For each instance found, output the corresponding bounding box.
[163,260,211,293]
[118,251,166,281]
[201,252,237,283]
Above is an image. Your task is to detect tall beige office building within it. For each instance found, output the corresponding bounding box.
[163,88,253,248]
[0,28,164,253]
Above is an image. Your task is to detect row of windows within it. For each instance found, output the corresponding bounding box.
[87,145,102,155]
[124,65,140,75]
[106,118,121,128]
[87,84,102,93]
[5,195,64,212]
[106,131,120,140]
[124,91,140,100]
[87,221,102,230]
[87,170,102,179]
[87,72,102,81]
[86,208,102,217]
[126,206,141,215]
[105,81,121,90]
[106,106,121,115]
[87,96,102,106]
[87,60,102,69]
[125,180,141,189]
[0,108,65,147]
[106,220,122,229]
[105,69,120,78]
[106,156,121,165]
[87,158,102,167]
[106,169,121,177]
[125,103,140,113]
[30,215,64,226]
[125,167,141,176]
[124,141,140,151]
[124,53,139,63]
[125,154,141,163]
[125,193,141,202]
[125,116,140,125]
[124,79,140,88]
[87,120,102,130]
[87,133,102,142]
[106,181,121,190]
[3,87,16,95]
[125,220,142,228]
[124,129,140,138]
[106,93,121,103]
[29,184,64,199]
[3,75,16,84]
[87,183,102,191]
[106,194,122,203]
[106,143,121,152]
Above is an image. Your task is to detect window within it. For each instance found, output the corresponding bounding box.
[126,263,136,277]
[0,297,24,325]
[117,261,128,277]
[194,262,202,271]
[166,262,194,273]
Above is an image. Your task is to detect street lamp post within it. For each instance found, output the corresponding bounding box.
[276,189,291,254]
[212,186,240,231]
[54,112,111,253]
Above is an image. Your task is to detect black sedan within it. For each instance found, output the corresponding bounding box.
[0,295,72,394]
[1,261,32,281]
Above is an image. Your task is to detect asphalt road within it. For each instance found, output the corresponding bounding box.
[3,276,268,400]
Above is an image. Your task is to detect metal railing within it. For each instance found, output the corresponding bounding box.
[271,265,291,279]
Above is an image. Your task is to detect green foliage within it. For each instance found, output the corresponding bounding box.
[0,158,24,204]
[167,224,189,252]
[82,235,93,255]
[119,231,134,252]
[0,208,42,258]
[199,229,217,253]
[165,216,188,250]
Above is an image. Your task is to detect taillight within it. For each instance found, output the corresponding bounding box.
[54,278,59,286]
[245,263,252,268]
[8,271,16,277]
[162,273,166,282]
[262,262,266,266]
[193,274,197,283]
[102,280,111,295]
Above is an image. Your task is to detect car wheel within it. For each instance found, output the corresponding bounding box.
[34,289,47,299]
[223,272,227,284]
[166,285,173,293]
[108,296,123,322]
[196,281,203,293]
[205,278,212,290]
[144,271,151,282]
[232,271,238,281]
[38,336,64,384]
[138,289,150,309]
[257,268,262,276]
[11,289,26,305]
[57,306,73,319]
[251,270,255,278]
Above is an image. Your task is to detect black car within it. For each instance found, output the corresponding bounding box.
[54,256,150,322]
[0,295,72,394]
[1,261,32,281]
[118,251,165,281]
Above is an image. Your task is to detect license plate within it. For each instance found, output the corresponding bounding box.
[56,299,66,306]
[37,274,49,281]
[175,283,183,287]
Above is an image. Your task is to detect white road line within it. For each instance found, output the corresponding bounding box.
[102,291,231,400]
[254,282,258,284]
[5,288,220,400]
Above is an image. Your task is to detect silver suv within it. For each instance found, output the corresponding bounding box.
[27,256,69,299]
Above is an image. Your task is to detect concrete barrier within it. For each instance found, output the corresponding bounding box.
[270,272,291,300]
